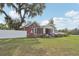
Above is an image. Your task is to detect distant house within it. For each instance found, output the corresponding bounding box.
[21,22,56,37]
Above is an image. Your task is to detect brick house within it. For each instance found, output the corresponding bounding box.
[21,22,55,37]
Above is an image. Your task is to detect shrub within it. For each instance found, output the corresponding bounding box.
[39,34,51,38]
[54,33,68,37]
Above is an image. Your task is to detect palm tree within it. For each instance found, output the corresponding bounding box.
[0,3,45,30]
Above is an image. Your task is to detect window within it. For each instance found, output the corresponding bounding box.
[30,28,37,34]
[30,29,34,33]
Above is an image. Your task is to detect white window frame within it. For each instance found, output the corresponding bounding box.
[30,28,36,34]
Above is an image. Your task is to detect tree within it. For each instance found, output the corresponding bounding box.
[58,28,70,35]
[69,28,79,35]
[5,19,22,30]
[0,3,45,30]
[0,23,8,29]
[48,18,57,32]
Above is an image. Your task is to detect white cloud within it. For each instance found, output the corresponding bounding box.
[9,10,20,19]
[65,10,79,17]
[53,17,71,24]
[40,15,79,29]
[72,16,79,23]
[53,17,64,24]
[49,10,79,29]
[41,20,49,26]
[53,17,66,29]
[65,10,79,24]
[73,19,79,23]
[46,10,79,29]
[73,15,79,19]
[40,12,79,29]
[53,16,79,29]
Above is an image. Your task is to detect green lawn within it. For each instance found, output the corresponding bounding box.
[0,36,79,56]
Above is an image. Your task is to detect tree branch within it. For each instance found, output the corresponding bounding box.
[20,4,24,8]
[11,3,17,11]
[0,9,9,17]
[23,9,26,19]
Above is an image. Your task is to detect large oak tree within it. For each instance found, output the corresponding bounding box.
[0,3,45,30]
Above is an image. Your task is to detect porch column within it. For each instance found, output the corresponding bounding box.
[52,28,54,33]
[43,28,46,34]
[52,28,55,36]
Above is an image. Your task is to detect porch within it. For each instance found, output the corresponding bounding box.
[34,27,55,37]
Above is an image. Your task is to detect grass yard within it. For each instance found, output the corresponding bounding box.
[0,35,79,56]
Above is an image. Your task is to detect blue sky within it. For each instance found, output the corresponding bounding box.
[0,3,79,29]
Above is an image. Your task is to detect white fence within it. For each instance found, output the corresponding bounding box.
[0,30,27,38]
